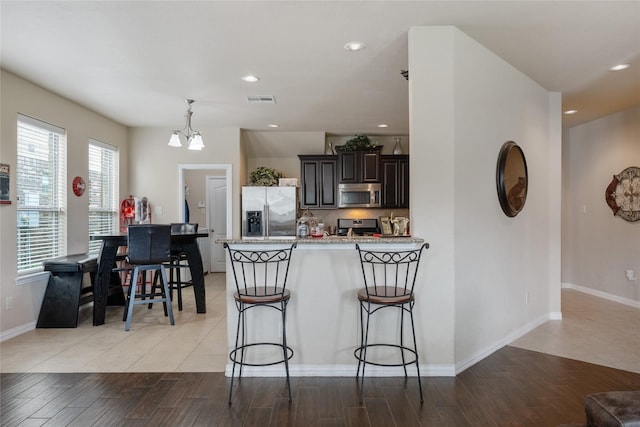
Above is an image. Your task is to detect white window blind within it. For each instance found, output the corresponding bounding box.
[88,139,119,254]
[16,114,67,273]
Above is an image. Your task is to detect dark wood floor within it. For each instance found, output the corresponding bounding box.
[2,346,639,427]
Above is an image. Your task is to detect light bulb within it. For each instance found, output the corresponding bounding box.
[188,133,204,150]
[168,132,182,147]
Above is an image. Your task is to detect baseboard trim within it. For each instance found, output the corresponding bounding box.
[224,309,556,378]
[454,312,553,375]
[562,282,640,309]
[549,311,563,320]
[0,321,36,342]
[224,363,456,377]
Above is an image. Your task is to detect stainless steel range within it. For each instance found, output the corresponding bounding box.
[336,218,380,236]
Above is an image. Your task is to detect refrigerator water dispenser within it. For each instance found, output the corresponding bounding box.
[245,210,262,236]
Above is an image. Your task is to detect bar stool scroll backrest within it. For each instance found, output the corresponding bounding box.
[356,243,428,302]
[226,244,295,299]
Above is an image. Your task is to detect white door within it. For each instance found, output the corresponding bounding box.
[207,176,227,272]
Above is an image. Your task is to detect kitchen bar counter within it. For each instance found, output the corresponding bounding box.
[219,235,428,378]
[219,235,424,245]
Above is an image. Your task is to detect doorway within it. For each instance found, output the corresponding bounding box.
[207,176,227,272]
[178,164,233,273]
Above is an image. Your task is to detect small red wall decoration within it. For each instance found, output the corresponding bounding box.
[72,176,86,197]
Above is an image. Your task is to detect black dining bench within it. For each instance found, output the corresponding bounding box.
[36,253,98,328]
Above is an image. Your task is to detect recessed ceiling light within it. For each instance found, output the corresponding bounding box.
[564,110,578,115]
[344,41,366,52]
[377,124,389,128]
[609,64,630,72]
[267,124,280,128]
[241,75,260,82]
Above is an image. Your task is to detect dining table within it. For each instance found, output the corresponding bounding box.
[90,230,208,326]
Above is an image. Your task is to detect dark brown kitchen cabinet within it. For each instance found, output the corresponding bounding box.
[337,146,382,183]
[299,155,337,209]
[381,155,409,208]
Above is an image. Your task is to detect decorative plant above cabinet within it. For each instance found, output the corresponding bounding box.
[249,166,284,186]
[335,134,376,152]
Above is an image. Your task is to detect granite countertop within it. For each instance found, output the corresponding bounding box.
[218,235,425,245]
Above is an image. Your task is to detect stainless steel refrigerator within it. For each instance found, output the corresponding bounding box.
[242,186,297,238]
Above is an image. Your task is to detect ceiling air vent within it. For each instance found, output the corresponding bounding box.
[247,95,276,104]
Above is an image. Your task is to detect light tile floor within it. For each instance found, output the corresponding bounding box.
[1,280,638,374]
[510,288,640,374]
[0,272,229,373]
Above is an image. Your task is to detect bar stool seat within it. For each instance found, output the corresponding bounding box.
[234,288,291,304]
[357,287,414,304]
[224,243,296,405]
[354,243,429,404]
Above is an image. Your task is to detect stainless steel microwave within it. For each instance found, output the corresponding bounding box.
[338,183,381,208]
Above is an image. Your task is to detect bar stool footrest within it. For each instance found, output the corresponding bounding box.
[229,342,294,367]
[354,343,418,367]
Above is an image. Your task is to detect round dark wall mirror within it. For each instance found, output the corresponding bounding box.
[496,141,528,217]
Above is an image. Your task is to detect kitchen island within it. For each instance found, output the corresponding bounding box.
[219,235,427,377]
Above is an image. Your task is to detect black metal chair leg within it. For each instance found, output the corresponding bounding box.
[356,302,365,379]
[282,300,292,403]
[358,302,372,403]
[400,306,408,377]
[176,267,184,311]
[410,305,423,403]
[228,303,243,404]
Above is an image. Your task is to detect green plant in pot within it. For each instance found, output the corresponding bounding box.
[336,134,375,152]
[249,166,284,186]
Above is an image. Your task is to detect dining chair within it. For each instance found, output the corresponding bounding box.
[166,223,199,311]
[123,224,175,331]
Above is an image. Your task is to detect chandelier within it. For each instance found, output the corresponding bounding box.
[168,99,204,150]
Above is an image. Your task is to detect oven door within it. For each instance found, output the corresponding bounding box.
[338,183,381,208]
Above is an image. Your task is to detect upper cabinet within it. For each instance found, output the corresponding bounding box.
[381,155,409,208]
[336,146,382,183]
[299,155,337,209]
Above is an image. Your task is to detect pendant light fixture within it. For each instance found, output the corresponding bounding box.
[168,99,204,150]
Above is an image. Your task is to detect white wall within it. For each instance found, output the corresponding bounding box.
[184,169,225,228]
[241,132,412,184]
[563,106,640,301]
[0,70,128,335]
[242,131,325,182]
[408,27,456,366]
[127,127,242,238]
[408,27,561,369]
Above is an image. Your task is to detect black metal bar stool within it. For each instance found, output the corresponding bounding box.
[123,224,175,331]
[354,242,429,403]
[224,243,296,404]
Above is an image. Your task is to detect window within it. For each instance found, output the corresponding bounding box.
[16,114,66,273]
[88,139,119,254]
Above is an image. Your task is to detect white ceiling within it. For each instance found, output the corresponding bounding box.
[1,1,639,135]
